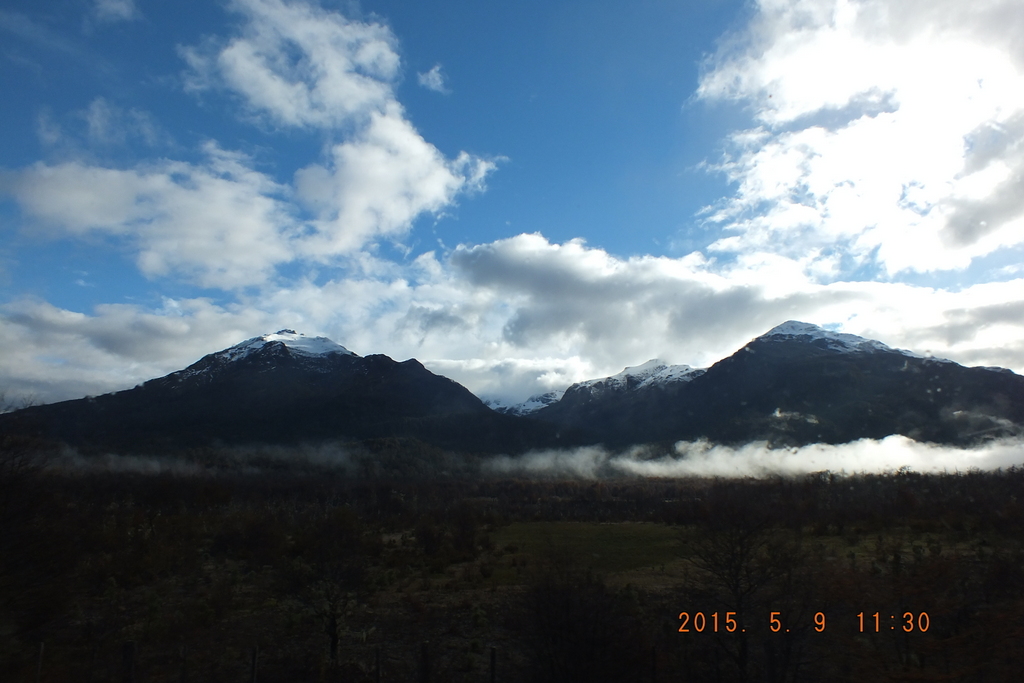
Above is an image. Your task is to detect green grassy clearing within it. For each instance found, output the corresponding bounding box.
[491,521,680,576]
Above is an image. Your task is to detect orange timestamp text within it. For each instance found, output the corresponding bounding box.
[677,611,930,634]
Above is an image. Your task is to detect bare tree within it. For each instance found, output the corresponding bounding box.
[0,390,38,414]
[682,494,818,683]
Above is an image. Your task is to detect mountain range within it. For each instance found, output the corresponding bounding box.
[0,330,564,455]
[531,321,1024,447]
[2,323,1022,455]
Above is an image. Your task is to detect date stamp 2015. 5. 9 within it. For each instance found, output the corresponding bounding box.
[677,611,931,634]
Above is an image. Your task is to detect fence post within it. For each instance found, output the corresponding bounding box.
[35,642,44,683]
[250,644,259,683]
[179,645,188,683]
[418,641,430,683]
[374,646,381,683]
[121,641,136,683]
[490,646,496,683]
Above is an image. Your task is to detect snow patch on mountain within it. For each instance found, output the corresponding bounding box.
[760,321,895,353]
[759,321,952,362]
[642,363,707,387]
[486,390,565,416]
[223,330,357,361]
[161,330,357,384]
[575,359,705,392]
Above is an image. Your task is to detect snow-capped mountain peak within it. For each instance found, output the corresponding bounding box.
[758,320,959,364]
[584,358,669,386]
[575,359,704,392]
[759,321,897,354]
[585,358,704,389]
[147,330,358,386]
[486,389,566,416]
[222,330,357,361]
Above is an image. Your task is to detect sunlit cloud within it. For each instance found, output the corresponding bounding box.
[294,105,497,256]
[485,436,1024,479]
[0,297,271,402]
[2,0,495,289]
[6,144,297,289]
[2,0,1023,420]
[698,0,1024,279]
[4,234,1024,405]
[180,0,400,130]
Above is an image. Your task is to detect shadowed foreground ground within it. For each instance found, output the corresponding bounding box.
[3,439,1024,681]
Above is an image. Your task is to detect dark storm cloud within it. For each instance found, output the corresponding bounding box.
[450,233,861,357]
[944,174,1024,247]
[944,112,1024,247]
[397,305,470,337]
[905,300,1024,349]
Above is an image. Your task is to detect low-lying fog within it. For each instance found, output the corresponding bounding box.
[485,436,1024,479]
[41,435,1024,479]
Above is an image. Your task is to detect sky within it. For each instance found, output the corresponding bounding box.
[2,0,1024,408]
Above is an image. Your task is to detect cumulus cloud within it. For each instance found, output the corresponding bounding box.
[4,129,493,287]
[6,233,1024,407]
[698,0,1024,279]
[445,235,1024,395]
[417,64,450,94]
[294,105,496,256]
[180,0,400,129]
[3,0,494,288]
[5,0,1024,414]
[0,297,273,403]
[486,436,1024,479]
[6,144,297,289]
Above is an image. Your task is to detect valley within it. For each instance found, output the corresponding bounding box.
[2,444,1023,682]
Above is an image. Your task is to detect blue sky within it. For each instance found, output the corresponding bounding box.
[3,0,1024,406]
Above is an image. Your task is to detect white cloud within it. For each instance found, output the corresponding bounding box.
[0,297,272,403]
[487,436,1024,479]
[639,435,1024,477]
[5,2,495,288]
[6,144,297,289]
[6,233,1023,407]
[6,0,1024,414]
[295,105,497,255]
[447,235,1024,386]
[698,0,1024,279]
[3,129,496,289]
[417,64,450,94]
[93,0,137,23]
[181,0,400,129]
[426,356,593,407]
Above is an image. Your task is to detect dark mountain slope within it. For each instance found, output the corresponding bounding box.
[534,322,1024,447]
[4,324,1021,455]
[0,331,561,454]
